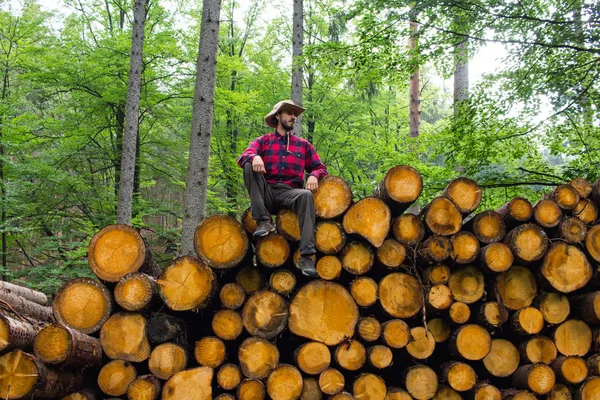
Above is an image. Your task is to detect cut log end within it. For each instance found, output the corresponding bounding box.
[335,339,366,371]
[239,337,279,379]
[0,350,39,399]
[316,255,342,280]
[520,336,557,364]
[319,368,345,395]
[585,224,600,263]
[406,326,435,360]
[368,345,393,369]
[552,184,580,210]
[98,359,137,397]
[315,221,346,254]
[444,361,477,392]
[162,367,213,400]
[353,373,387,400]
[449,301,471,324]
[270,269,297,295]
[212,309,243,341]
[380,165,423,206]
[570,178,593,199]
[542,244,592,293]
[452,324,491,361]
[267,365,303,400]
[538,292,570,325]
[424,197,463,236]
[100,312,150,362]
[534,199,563,228]
[242,290,288,340]
[428,284,452,310]
[497,197,533,222]
[483,339,520,377]
[343,198,391,247]
[429,318,451,343]
[341,242,374,275]
[114,272,155,311]
[358,317,381,342]
[256,233,290,268]
[297,341,331,375]
[443,177,482,214]
[505,224,548,263]
[448,265,484,304]
[217,363,242,391]
[237,379,266,400]
[379,273,422,318]
[194,336,225,368]
[573,199,598,224]
[480,242,514,273]
[236,267,264,294]
[194,214,249,269]
[34,323,102,368]
[376,238,406,269]
[392,213,425,247]
[158,256,215,311]
[512,307,544,335]
[219,283,246,309]
[350,277,378,307]
[313,176,352,219]
[405,365,438,400]
[276,209,301,241]
[53,278,112,334]
[451,231,479,264]
[554,320,592,357]
[496,266,537,310]
[472,210,506,244]
[382,319,411,349]
[127,375,161,400]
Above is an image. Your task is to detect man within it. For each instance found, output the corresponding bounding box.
[237,100,328,277]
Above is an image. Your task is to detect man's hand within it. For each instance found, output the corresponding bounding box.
[252,156,266,174]
[306,175,318,191]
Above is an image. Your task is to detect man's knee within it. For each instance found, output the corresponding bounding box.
[297,189,315,207]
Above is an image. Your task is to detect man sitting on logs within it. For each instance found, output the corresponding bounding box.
[237,100,328,277]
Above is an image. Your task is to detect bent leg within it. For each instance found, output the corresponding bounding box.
[277,188,316,256]
[243,162,275,220]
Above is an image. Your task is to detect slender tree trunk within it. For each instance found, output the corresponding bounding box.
[225,71,238,217]
[291,0,303,137]
[114,104,125,200]
[180,0,223,255]
[117,0,148,224]
[408,6,420,138]
[574,2,592,126]
[453,40,469,115]
[0,67,8,280]
[306,69,315,143]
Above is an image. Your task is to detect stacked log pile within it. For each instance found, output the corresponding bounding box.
[1,165,600,399]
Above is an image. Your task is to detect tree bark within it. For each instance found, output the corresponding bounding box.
[408,4,420,138]
[180,0,222,255]
[291,0,303,137]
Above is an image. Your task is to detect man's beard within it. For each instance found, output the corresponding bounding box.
[281,120,294,131]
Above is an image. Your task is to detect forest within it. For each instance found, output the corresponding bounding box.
[0,0,598,293]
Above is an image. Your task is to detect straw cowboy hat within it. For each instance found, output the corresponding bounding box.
[264,100,306,128]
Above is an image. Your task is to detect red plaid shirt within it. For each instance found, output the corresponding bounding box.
[237,132,328,189]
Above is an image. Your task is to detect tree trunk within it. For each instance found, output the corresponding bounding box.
[34,323,102,368]
[291,0,303,137]
[0,281,47,306]
[180,0,222,255]
[117,0,147,224]
[0,289,53,323]
[453,39,469,115]
[408,5,420,138]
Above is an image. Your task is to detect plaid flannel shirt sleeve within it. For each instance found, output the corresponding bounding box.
[306,143,328,180]
[237,137,261,167]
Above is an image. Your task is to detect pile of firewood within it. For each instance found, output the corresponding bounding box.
[1,165,600,400]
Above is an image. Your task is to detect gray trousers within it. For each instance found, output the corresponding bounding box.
[243,162,316,256]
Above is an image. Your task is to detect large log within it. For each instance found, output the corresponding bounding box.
[242,290,288,340]
[449,324,491,361]
[512,363,556,395]
[194,214,249,269]
[238,337,279,379]
[0,289,53,324]
[343,197,391,247]
[34,323,102,368]
[379,272,422,318]
[442,177,482,215]
[313,175,353,219]
[53,278,112,334]
[162,367,213,400]
[553,320,592,357]
[372,165,423,214]
[541,243,592,293]
[537,292,570,325]
[504,223,549,264]
[552,356,588,384]
[99,312,151,362]
[157,256,215,311]
[422,197,462,236]
[519,336,557,364]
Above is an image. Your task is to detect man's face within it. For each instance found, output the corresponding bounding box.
[277,110,298,131]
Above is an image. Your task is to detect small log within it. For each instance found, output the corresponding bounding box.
[147,313,187,345]
[573,199,598,224]
[545,384,572,400]
[343,197,391,247]
[319,368,345,395]
[238,337,279,379]
[504,223,549,264]
[427,284,453,310]
[148,342,187,380]
[372,165,423,214]
[586,224,600,263]
[98,359,137,397]
[368,345,393,369]
[577,377,600,400]
[570,178,593,199]
[301,377,321,400]
[404,365,438,400]
[357,317,381,342]
[376,238,406,269]
[429,318,451,342]
[267,364,303,400]
[289,281,358,346]
[542,243,592,293]
[406,326,435,360]
[238,379,266,400]
[0,281,47,306]
[0,350,83,399]
[316,255,342,280]
[335,339,366,371]
[315,221,347,254]
[162,367,213,400]
[381,319,410,349]
[194,336,225,368]
[434,386,462,400]
[496,266,537,310]
[114,272,157,311]
[483,338,520,377]
[570,292,600,325]
[519,336,558,364]
[469,210,506,244]
[242,290,288,340]
[270,269,297,295]
[353,373,387,400]
[588,354,600,375]
[477,301,507,329]
[480,242,514,273]
[553,320,592,357]
[552,356,588,384]
[502,389,538,400]
[100,312,151,362]
[534,199,563,228]
[61,389,100,400]
[341,241,374,275]
[448,265,484,304]
[496,197,533,224]
[236,266,264,294]
[220,282,246,309]
[473,384,502,400]
[0,314,39,354]
[241,207,258,234]
[418,235,452,264]
[276,209,301,241]
[392,213,425,247]
[0,289,52,324]
[34,323,102,368]
[513,364,556,395]
[313,175,353,219]
[537,292,570,325]
[256,233,290,268]
[212,309,243,341]
[217,363,242,391]
[450,231,479,264]
[422,197,463,236]
[558,217,588,244]
[194,214,249,269]
[512,307,544,335]
[552,184,580,210]
[423,264,450,285]
[296,341,331,375]
[157,256,215,311]
[379,272,422,318]
[449,301,471,324]
[450,324,491,361]
[442,361,477,392]
[350,276,378,307]
[53,277,112,334]
[442,177,482,214]
[127,375,161,400]
[88,224,160,282]
[331,392,354,400]
[386,388,413,400]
